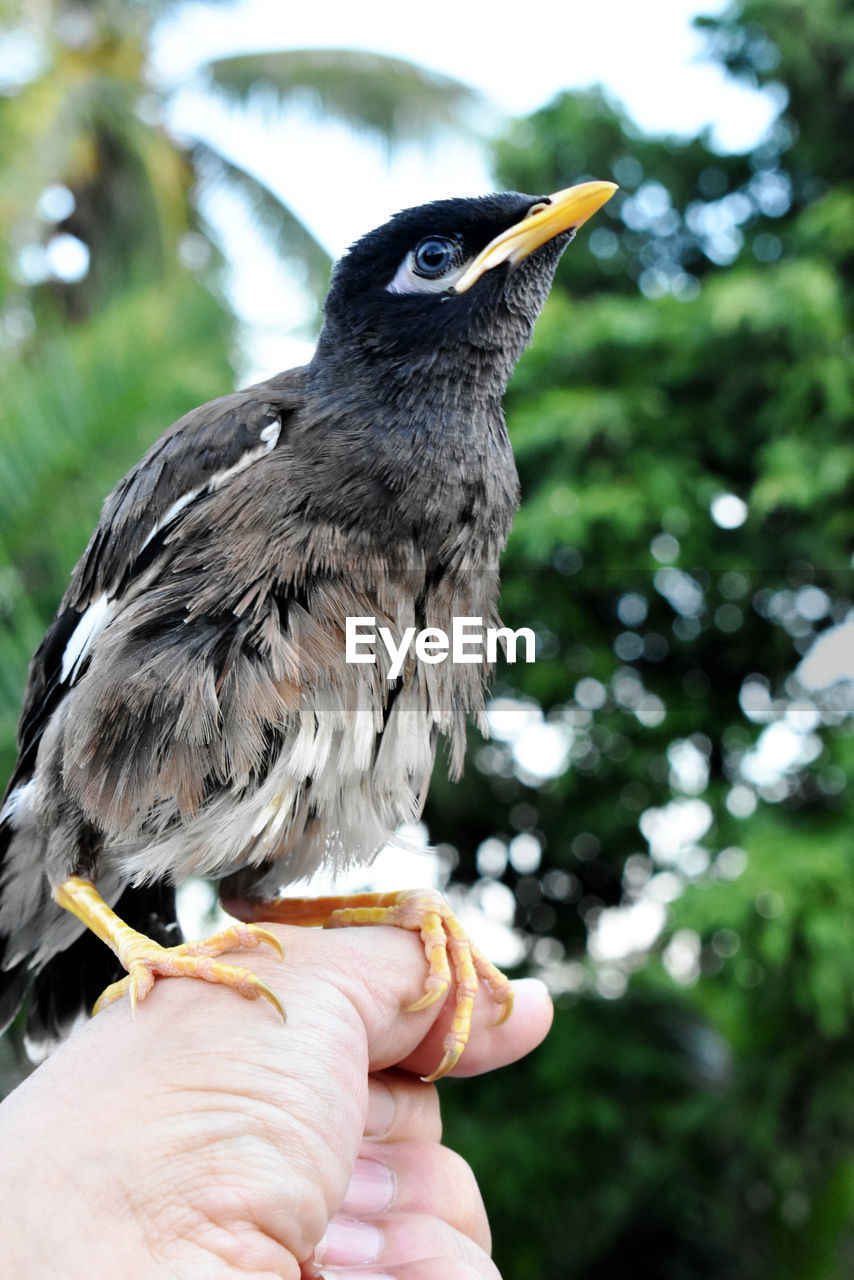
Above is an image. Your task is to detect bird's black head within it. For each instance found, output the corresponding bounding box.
[312,182,617,406]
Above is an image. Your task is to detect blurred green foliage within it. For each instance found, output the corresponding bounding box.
[2,0,854,1274]
[0,280,234,771]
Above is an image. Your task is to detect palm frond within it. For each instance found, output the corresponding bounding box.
[193,139,333,302]
[206,47,481,145]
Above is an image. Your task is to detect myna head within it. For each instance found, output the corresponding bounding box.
[314,180,617,390]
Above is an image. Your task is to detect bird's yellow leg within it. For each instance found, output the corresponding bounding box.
[53,875,284,1020]
[234,889,514,1080]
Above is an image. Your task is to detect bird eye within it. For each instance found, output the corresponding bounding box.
[412,236,462,279]
[385,235,468,295]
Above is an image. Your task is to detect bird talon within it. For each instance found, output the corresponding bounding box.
[493,990,515,1026]
[128,975,144,1018]
[177,922,284,961]
[250,979,286,1023]
[250,927,285,961]
[421,1038,464,1083]
[406,985,449,1014]
[92,974,132,1015]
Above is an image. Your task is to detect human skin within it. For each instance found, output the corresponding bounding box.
[0,923,553,1278]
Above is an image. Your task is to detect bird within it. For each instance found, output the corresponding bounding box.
[0,179,616,1078]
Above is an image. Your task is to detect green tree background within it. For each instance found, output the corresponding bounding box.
[2,1,854,1275]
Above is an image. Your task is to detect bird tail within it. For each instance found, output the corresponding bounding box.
[0,771,182,1054]
[0,793,40,1039]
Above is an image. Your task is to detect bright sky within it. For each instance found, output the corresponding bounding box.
[156,0,779,155]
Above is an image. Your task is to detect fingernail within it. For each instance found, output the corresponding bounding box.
[315,1271,393,1280]
[314,1216,384,1267]
[365,1078,395,1137]
[340,1157,396,1216]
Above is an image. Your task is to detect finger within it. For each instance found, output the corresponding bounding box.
[342,1142,490,1253]
[397,976,554,1079]
[313,1212,499,1278]
[304,928,553,1078]
[366,1072,442,1143]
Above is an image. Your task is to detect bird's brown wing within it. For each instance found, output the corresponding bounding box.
[6,369,305,800]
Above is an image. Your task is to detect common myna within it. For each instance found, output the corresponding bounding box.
[0,180,616,1077]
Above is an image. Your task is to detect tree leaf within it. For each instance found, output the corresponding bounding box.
[193,139,333,303]
[206,47,481,145]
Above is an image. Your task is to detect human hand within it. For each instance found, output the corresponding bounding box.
[0,921,552,1278]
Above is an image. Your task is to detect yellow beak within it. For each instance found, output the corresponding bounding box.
[452,179,618,294]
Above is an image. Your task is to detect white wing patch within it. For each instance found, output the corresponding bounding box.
[58,415,283,687]
[140,414,282,552]
[140,491,197,550]
[60,594,113,683]
[259,419,280,448]
[0,778,36,825]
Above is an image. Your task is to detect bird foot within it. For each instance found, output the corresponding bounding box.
[232,888,514,1080]
[54,877,284,1021]
[92,922,285,1020]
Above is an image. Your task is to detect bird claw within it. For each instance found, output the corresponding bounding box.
[91,922,285,1021]
[371,890,514,1077]
[177,922,285,962]
[54,876,286,1022]
[406,976,451,1013]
